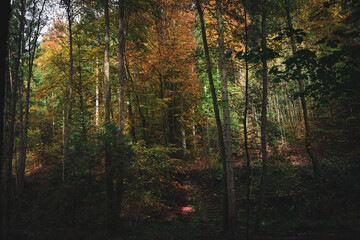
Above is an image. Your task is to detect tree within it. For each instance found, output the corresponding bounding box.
[284,0,320,179]
[257,0,269,232]
[114,0,125,227]
[216,0,237,231]
[103,0,115,232]
[241,0,251,238]
[1,1,11,238]
[195,0,227,227]
[61,0,75,182]
[118,0,125,130]
[4,0,25,234]
[17,0,47,207]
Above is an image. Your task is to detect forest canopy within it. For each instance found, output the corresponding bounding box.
[1,0,359,239]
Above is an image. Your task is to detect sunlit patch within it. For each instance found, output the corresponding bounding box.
[174,207,193,212]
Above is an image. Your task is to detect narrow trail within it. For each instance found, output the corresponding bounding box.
[170,168,222,224]
[188,180,221,220]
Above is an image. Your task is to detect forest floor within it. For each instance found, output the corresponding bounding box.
[6,148,360,240]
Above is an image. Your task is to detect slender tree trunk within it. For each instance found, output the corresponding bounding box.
[18,0,46,207]
[127,62,148,143]
[112,0,126,227]
[18,83,23,191]
[195,0,228,228]
[125,59,136,143]
[216,0,237,231]
[5,0,25,234]
[128,95,136,142]
[61,103,65,180]
[63,0,74,183]
[181,128,187,157]
[284,0,320,178]
[275,95,285,146]
[78,62,88,153]
[242,1,251,238]
[192,108,197,150]
[95,60,100,165]
[96,63,100,136]
[52,94,55,139]
[257,0,269,232]
[118,0,125,130]
[104,0,115,232]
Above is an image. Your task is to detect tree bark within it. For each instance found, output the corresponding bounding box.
[126,61,148,143]
[0,1,11,237]
[18,82,24,192]
[0,1,11,232]
[95,59,100,166]
[216,0,237,232]
[1,65,8,240]
[195,0,228,228]
[118,0,125,130]
[284,0,320,179]
[242,1,251,238]
[77,58,88,154]
[112,0,126,227]
[128,95,137,142]
[257,0,269,232]
[62,0,74,182]
[104,0,115,232]
[18,0,47,206]
[4,0,25,234]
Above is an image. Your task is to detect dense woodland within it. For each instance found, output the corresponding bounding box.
[1,0,359,239]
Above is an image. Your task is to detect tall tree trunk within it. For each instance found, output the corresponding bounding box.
[216,0,237,231]
[125,57,136,143]
[95,59,100,165]
[195,0,228,228]
[1,65,8,240]
[126,61,148,143]
[18,83,24,192]
[104,0,115,232]
[118,0,125,130]
[76,43,88,157]
[0,80,7,240]
[192,107,197,150]
[257,0,269,232]
[113,0,126,227]
[62,103,65,179]
[18,0,47,207]
[96,63,100,135]
[4,0,25,234]
[181,128,187,157]
[63,0,74,182]
[78,62,88,154]
[284,0,320,179]
[159,72,168,146]
[242,1,251,238]
[0,2,11,238]
[128,95,136,142]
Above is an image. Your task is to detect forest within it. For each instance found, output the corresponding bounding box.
[0,0,359,239]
